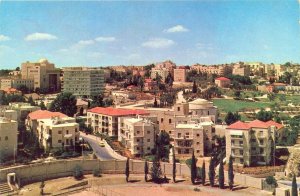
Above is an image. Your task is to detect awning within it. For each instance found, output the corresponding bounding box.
[230,131,243,136]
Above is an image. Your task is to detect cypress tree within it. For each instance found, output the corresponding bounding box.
[219,154,224,189]
[172,146,176,183]
[154,97,158,107]
[151,155,162,183]
[125,158,130,182]
[144,161,148,182]
[228,155,234,190]
[292,174,298,196]
[191,151,197,184]
[202,161,206,186]
[192,81,197,93]
[209,157,215,187]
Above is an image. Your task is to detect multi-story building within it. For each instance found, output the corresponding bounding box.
[226,120,283,166]
[26,110,67,135]
[232,63,250,76]
[37,116,79,151]
[21,58,60,92]
[0,117,18,160]
[150,68,170,82]
[0,109,18,121]
[62,67,105,98]
[191,64,232,76]
[9,102,40,121]
[215,77,231,88]
[173,121,215,158]
[174,68,187,82]
[86,107,149,136]
[118,116,158,156]
[0,78,34,91]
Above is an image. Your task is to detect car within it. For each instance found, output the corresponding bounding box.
[99,142,105,147]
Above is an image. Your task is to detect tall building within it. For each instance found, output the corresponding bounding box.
[21,59,60,92]
[0,117,18,160]
[174,68,187,82]
[232,63,250,76]
[118,116,158,156]
[62,67,105,98]
[86,107,149,136]
[225,120,283,166]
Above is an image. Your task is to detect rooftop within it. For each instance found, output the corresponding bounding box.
[28,110,67,120]
[215,77,230,81]
[176,123,203,129]
[227,120,284,130]
[88,107,149,116]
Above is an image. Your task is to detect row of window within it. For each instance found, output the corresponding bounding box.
[0,136,9,141]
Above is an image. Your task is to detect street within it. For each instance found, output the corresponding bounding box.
[80,132,126,161]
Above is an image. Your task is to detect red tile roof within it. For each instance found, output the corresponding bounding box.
[227,120,284,130]
[28,110,67,120]
[88,107,149,116]
[215,77,230,81]
[265,120,284,129]
[248,120,269,128]
[227,121,250,130]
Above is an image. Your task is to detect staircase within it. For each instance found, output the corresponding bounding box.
[0,183,13,195]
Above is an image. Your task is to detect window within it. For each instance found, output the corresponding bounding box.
[5,136,8,141]
[66,130,69,134]
[178,133,181,138]
[177,107,180,111]
[239,150,243,155]
[58,140,62,143]
[147,131,150,134]
[240,158,244,164]
[75,128,78,132]
[58,130,62,134]
[147,139,150,142]
[137,147,140,150]
[169,119,172,124]
[147,147,150,150]
[196,150,200,153]
[137,131,140,134]
[0,137,1,141]
[161,118,164,123]
[196,134,200,137]
[137,139,140,142]
[196,142,200,145]
[239,141,243,145]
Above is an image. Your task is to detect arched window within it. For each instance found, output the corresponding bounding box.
[5,136,8,141]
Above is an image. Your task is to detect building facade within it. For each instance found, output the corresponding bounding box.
[21,59,60,92]
[37,117,79,151]
[225,120,282,166]
[0,117,18,160]
[62,67,105,98]
[174,68,187,82]
[232,63,250,76]
[0,78,34,91]
[215,77,231,88]
[118,116,158,156]
[86,107,149,136]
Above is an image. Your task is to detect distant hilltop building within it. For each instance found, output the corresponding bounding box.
[62,67,104,98]
[191,64,232,76]
[21,58,60,92]
[151,60,176,82]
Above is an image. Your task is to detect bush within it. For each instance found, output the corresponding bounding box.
[194,187,200,192]
[93,168,101,177]
[266,176,277,186]
[73,165,84,180]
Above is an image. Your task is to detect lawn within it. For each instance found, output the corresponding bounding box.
[212,99,272,113]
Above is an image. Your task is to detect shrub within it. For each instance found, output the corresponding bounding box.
[93,168,101,177]
[193,187,200,192]
[266,176,277,186]
[73,165,83,180]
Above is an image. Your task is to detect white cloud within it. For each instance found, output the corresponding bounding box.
[196,43,214,50]
[25,33,57,41]
[0,35,10,41]
[77,40,95,45]
[142,38,175,49]
[95,36,116,42]
[164,25,189,33]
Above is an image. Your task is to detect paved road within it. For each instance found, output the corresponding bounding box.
[80,132,125,161]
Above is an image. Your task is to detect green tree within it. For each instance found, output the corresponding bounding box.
[156,131,170,160]
[192,81,197,93]
[153,97,158,107]
[172,146,176,183]
[228,155,234,190]
[151,155,162,183]
[17,85,29,94]
[256,109,273,122]
[234,90,241,99]
[267,93,276,101]
[16,67,20,71]
[191,151,197,184]
[218,154,224,189]
[49,92,77,117]
[40,180,45,195]
[225,111,241,125]
[125,158,130,182]
[202,161,206,186]
[292,174,298,196]
[27,96,36,106]
[138,77,145,91]
[39,101,47,110]
[144,161,149,182]
[209,158,215,187]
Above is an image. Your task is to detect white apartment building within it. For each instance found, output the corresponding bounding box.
[226,120,282,166]
[0,117,18,160]
[63,67,105,98]
[86,107,149,136]
[118,116,158,156]
[37,117,79,151]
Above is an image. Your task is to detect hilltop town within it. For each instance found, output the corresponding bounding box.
[0,59,299,196]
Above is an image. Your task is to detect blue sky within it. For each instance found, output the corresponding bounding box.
[0,1,299,68]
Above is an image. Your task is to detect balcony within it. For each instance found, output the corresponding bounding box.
[231,137,243,140]
[257,134,266,138]
[231,144,243,149]
[232,153,243,158]
[174,136,193,140]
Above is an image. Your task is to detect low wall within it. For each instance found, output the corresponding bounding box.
[0,159,263,190]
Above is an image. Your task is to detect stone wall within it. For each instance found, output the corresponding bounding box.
[0,159,263,190]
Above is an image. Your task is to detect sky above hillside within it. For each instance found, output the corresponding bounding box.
[0,1,299,68]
